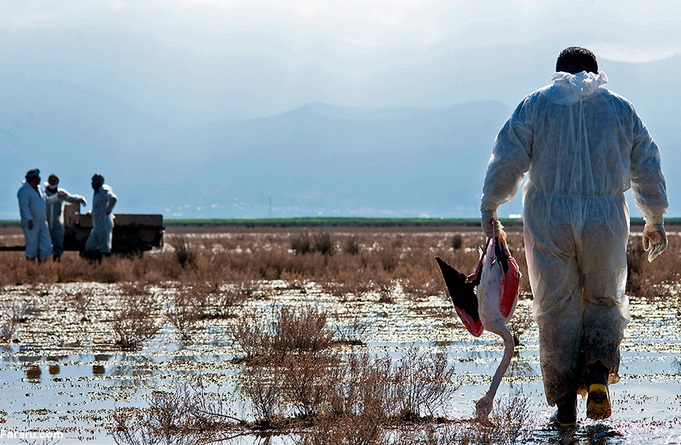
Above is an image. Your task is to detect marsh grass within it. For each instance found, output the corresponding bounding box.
[169,234,198,270]
[2,225,677,443]
[392,347,460,420]
[231,305,335,363]
[166,288,201,341]
[0,227,535,305]
[116,343,464,444]
[332,310,370,345]
[70,288,94,319]
[0,227,676,303]
[0,303,22,343]
[111,384,214,445]
[626,233,681,299]
[228,303,461,440]
[463,389,532,445]
[113,286,161,349]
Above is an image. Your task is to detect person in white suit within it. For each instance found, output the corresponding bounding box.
[17,169,65,261]
[480,47,668,426]
[85,173,117,260]
[44,173,87,261]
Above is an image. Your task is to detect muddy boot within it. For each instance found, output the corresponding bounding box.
[550,392,577,427]
[586,361,612,420]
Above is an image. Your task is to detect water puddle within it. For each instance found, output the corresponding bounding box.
[0,278,679,443]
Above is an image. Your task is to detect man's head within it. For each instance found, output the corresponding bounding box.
[47,174,59,188]
[25,169,40,186]
[91,173,104,190]
[556,47,598,74]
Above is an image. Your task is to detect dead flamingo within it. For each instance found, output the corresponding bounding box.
[435,220,521,421]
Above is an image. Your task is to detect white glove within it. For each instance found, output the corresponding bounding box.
[642,223,667,263]
[481,209,502,238]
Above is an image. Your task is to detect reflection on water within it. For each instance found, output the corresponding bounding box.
[25,364,41,381]
[0,280,679,443]
[533,423,626,445]
[93,353,111,375]
[507,354,536,378]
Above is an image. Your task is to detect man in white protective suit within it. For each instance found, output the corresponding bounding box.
[45,173,87,261]
[85,173,117,261]
[479,47,668,426]
[17,169,66,261]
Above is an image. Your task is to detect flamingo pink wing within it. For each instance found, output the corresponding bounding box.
[500,256,520,318]
[455,306,484,337]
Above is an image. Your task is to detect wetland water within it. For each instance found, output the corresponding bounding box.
[0,282,679,444]
[0,227,679,444]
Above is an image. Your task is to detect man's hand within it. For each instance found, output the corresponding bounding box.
[27,219,33,230]
[642,223,667,262]
[481,209,502,238]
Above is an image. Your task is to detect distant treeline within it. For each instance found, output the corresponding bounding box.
[163,216,678,228]
[164,217,499,228]
[2,216,678,229]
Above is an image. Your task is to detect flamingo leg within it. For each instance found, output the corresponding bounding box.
[476,325,515,421]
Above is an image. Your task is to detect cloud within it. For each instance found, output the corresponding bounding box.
[2,0,681,120]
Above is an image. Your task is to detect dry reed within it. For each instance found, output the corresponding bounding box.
[231,305,335,362]
[0,303,22,343]
[0,227,677,303]
[113,285,161,349]
[2,225,677,443]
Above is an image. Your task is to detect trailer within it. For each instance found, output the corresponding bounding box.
[63,203,164,255]
[0,203,164,256]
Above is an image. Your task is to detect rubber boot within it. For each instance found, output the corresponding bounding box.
[586,361,612,420]
[550,392,577,427]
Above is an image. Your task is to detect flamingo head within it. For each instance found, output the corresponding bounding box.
[475,395,494,422]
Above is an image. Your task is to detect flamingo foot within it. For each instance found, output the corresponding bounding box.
[475,395,493,422]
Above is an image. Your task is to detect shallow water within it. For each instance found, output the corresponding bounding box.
[0,279,679,444]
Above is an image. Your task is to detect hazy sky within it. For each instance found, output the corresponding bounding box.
[4,1,678,60]
[3,1,681,119]
[2,1,680,219]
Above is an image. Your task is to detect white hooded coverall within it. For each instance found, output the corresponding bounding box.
[45,186,86,257]
[85,184,117,254]
[481,72,668,405]
[17,182,61,260]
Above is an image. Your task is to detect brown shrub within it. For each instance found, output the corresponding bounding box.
[626,232,680,299]
[168,234,198,270]
[294,410,387,445]
[271,305,334,356]
[341,234,361,255]
[332,310,369,345]
[113,286,161,349]
[238,364,285,424]
[451,233,463,250]
[281,351,340,418]
[166,288,202,341]
[290,230,313,255]
[111,384,216,445]
[232,305,335,363]
[0,303,22,343]
[391,346,459,420]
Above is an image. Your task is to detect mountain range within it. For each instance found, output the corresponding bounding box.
[1,48,680,219]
